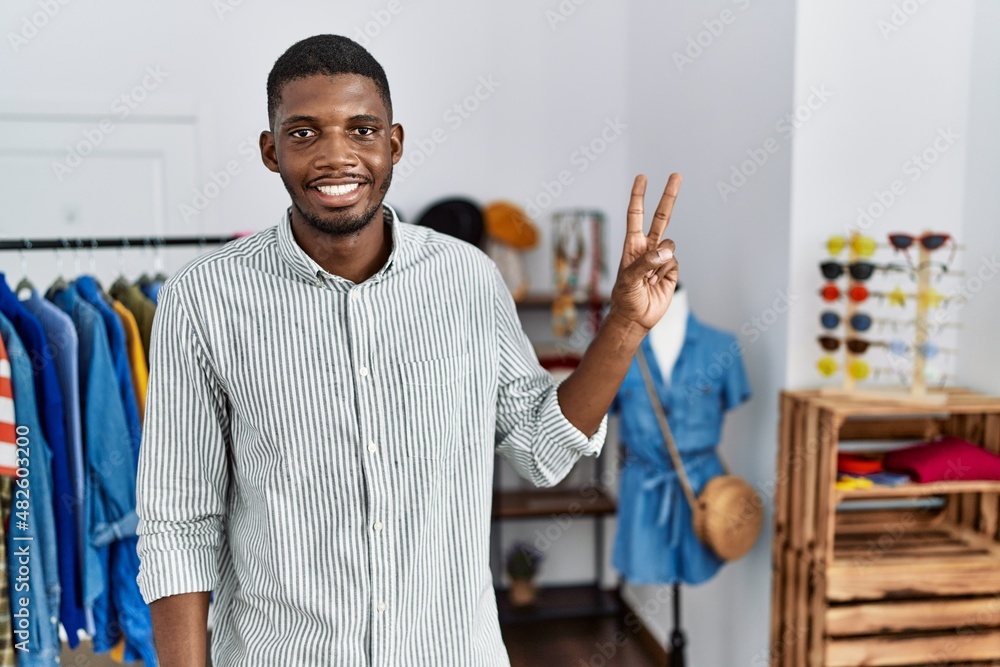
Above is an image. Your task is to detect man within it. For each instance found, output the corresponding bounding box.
[135,34,681,666]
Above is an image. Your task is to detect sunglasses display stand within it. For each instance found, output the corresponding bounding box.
[819,232,953,406]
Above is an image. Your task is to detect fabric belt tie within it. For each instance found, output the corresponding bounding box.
[632,448,717,548]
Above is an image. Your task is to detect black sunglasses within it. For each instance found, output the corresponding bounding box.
[817,335,876,354]
[819,261,878,281]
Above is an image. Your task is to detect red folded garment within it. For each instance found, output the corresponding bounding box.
[882,436,1000,483]
[838,453,883,475]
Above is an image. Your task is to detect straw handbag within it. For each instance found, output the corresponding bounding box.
[635,346,763,561]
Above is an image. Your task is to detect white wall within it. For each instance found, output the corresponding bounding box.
[956,0,1000,396]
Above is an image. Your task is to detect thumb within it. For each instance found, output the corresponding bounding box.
[623,241,675,280]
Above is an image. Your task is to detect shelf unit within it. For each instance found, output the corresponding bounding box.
[769,389,1000,667]
[490,294,620,624]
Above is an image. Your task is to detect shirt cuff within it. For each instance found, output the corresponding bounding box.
[136,542,218,604]
[539,379,609,458]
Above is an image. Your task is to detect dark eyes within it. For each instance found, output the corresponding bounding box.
[288,127,377,139]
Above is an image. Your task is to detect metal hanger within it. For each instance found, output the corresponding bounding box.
[45,240,72,297]
[15,243,35,299]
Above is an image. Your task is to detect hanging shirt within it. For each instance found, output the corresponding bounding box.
[74,277,143,467]
[109,278,156,364]
[49,286,156,664]
[611,312,751,585]
[135,205,608,667]
[112,301,148,423]
[0,275,86,642]
[20,290,88,598]
[0,334,16,667]
[138,278,162,306]
[0,335,17,478]
[0,312,63,666]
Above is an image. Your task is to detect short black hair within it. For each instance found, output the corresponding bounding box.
[266,34,392,130]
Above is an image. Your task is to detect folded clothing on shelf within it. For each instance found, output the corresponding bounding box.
[883,436,1000,482]
[858,471,912,487]
[837,452,884,475]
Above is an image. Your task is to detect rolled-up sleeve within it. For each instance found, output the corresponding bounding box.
[135,280,230,604]
[492,265,608,487]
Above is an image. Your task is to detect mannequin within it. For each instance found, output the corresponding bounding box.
[612,281,750,667]
[646,282,690,667]
[648,283,688,383]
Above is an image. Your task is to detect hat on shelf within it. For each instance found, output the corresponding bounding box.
[482,202,538,249]
[414,197,484,247]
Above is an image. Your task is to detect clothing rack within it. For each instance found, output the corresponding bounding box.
[0,235,240,251]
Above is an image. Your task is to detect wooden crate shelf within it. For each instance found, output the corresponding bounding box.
[768,389,1000,666]
[838,479,1000,501]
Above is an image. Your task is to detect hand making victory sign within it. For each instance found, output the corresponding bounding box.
[608,173,682,331]
[556,173,683,438]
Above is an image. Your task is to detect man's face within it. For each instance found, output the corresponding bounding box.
[261,73,403,236]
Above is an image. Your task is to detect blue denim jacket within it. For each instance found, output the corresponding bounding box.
[0,276,87,640]
[611,312,751,584]
[74,276,143,467]
[0,313,62,666]
[50,286,156,664]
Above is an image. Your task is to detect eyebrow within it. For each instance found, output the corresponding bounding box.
[280,113,385,128]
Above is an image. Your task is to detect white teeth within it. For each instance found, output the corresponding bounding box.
[317,183,360,196]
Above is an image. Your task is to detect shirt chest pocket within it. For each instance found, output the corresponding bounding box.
[397,352,471,459]
[684,380,723,429]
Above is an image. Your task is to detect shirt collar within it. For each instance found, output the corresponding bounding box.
[276,203,406,287]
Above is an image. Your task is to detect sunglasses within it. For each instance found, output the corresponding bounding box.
[819,311,873,332]
[816,356,871,379]
[821,283,872,303]
[819,261,880,281]
[888,233,950,251]
[827,235,877,258]
[886,339,953,360]
[888,232,957,267]
[817,336,884,354]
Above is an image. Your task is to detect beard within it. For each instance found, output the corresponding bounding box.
[284,167,393,237]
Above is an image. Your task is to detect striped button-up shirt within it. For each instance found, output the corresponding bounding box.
[135,205,608,666]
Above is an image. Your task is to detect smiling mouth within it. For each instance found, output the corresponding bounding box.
[316,183,360,196]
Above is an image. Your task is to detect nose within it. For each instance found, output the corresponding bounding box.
[313,129,358,171]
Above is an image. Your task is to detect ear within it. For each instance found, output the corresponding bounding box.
[260,130,279,173]
[389,123,404,165]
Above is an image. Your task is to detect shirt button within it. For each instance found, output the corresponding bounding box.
[367,441,377,453]
[359,366,369,377]
[373,521,384,532]
[350,290,361,301]
[377,602,387,612]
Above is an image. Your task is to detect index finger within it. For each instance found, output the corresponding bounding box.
[647,173,683,242]
[627,174,647,236]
